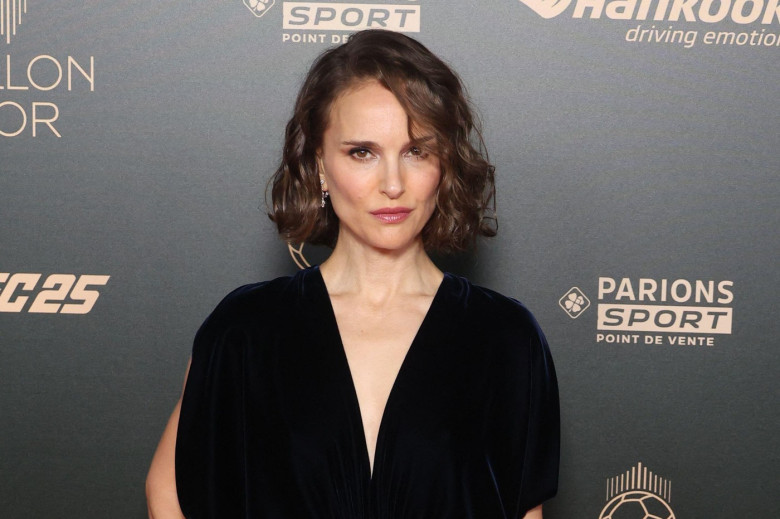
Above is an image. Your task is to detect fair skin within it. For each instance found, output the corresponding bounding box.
[146,363,187,519]
[145,80,542,519]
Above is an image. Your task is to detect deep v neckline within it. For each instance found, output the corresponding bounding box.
[312,266,448,480]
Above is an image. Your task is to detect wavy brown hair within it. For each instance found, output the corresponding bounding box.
[269,29,496,252]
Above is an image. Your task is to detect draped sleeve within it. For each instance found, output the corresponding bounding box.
[175,283,272,519]
[516,322,560,516]
[471,286,560,518]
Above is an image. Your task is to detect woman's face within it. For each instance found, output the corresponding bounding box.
[319,80,441,253]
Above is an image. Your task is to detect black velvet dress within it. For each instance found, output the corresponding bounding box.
[176,266,559,519]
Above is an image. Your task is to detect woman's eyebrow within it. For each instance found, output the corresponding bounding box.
[341,136,435,148]
[341,140,380,148]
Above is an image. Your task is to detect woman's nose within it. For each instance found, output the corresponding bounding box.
[380,159,405,199]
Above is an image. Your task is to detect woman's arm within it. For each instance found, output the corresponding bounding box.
[523,504,543,519]
[145,362,190,519]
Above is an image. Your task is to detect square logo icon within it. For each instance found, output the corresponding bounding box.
[559,287,590,319]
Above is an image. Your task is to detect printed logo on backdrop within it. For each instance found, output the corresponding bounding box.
[1,0,27,44]
[0,273,109,314]
[559,276,734,346]
[599,462,676,519]
[288,243,310,269]
[0,2,96,138]
[559,286,591,318]
[244,0,276,17]
[281,1,421,45]
[514,0,780,49]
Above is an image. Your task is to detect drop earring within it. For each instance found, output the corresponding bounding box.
[320,178,329,208]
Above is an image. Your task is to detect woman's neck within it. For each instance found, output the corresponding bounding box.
[319,236,443,301]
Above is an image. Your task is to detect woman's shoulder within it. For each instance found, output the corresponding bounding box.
[196,267,318,334]
[445,273,545,338]
[445,275,556,386]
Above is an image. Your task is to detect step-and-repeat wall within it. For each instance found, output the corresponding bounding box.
[2,1,778,517]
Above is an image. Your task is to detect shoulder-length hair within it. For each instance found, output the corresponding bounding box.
[269,29,496,252]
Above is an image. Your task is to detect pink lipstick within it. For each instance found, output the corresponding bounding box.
[370,207,412,223]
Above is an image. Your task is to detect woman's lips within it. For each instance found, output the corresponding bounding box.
[370,207,412,223]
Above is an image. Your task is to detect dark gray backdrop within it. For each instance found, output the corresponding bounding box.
[1,1,778,517]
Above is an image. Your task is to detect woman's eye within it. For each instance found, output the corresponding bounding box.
[350,148,373,161]
[406,146,429,159]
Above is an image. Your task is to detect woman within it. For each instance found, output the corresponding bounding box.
[147,30,559,519]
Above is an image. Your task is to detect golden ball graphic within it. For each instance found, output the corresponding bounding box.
[599,491,675,519]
